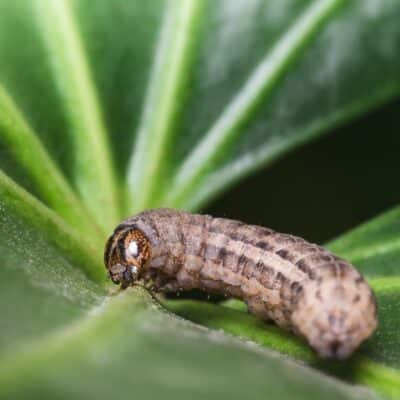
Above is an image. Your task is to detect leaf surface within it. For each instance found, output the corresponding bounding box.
[0,288,378,400]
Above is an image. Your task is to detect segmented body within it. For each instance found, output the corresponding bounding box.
[105,208,377,358]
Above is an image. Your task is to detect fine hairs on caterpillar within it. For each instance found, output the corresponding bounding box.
[104,208,377,359]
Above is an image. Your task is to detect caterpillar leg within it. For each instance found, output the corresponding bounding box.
[245,296,273,322]
[151,273,181,293]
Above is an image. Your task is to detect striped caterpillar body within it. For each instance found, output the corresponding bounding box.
[104,208,377,359]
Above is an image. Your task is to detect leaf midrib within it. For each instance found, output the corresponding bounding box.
[0,171,104,281]
[127,0,204,213]
[34,0,120,230]
[0,84,104,241]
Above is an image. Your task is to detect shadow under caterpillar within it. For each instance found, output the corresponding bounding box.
[104,208,377,359]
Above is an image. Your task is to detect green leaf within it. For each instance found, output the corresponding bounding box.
[1,1,398,216]
[0,288,378,400]
[0,0,399,399]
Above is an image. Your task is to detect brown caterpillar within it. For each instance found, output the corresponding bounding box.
[104,208,377,359]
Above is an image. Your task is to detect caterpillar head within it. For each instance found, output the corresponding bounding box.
[104,226,151,289]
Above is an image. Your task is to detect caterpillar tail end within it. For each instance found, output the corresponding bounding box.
[291,278,378,359]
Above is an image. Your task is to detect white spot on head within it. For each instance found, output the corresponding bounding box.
[131,266,138,275]
[127,241,139,257]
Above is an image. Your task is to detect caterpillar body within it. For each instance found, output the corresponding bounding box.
[104,208,377,359]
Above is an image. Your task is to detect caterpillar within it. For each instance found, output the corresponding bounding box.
[104,208,377,359]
